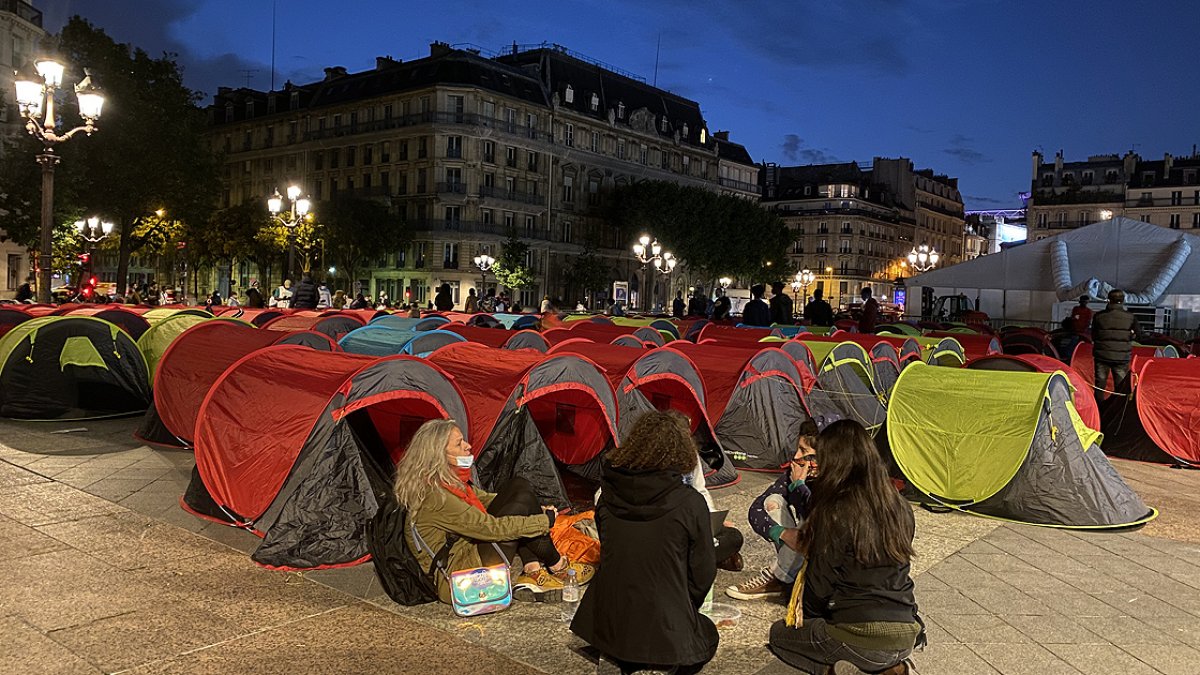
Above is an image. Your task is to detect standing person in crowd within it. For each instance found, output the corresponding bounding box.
[332,289,347,309]
[464,288,480,313]
[804,289,833,327]
[349,292,368,310]
[673,291,686,318]
[540,295,554,314]
[434,283,454,312]
[712,293,732,321]
[770,281,795,325]
[858,287,880,333]
[145,281,161,306]
[317,281,332,309]
[727,422,819,601]
[1071,295,1093,335]
[742,284,771,327]
[271,279,293,308]
[226,290,240,308]
[378,290,391,309]
[572,412,719,675]
[291,273,319,310]
[1091,289,1145,398]
[394,420,593,605]
[207,289,223,310]
[480,288,498,313]
[768,420,922,675]
[687,288,708,317]
[245,280,265,308]
[1050,317,1081,364]
[494,293,508,313]
[14,281,33,303]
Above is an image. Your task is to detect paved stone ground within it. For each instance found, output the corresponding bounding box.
[1,416,1199,674]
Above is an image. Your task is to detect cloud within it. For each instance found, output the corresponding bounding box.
[781,134,839,164]
[41,1,296,103]
[966,195,1007,205]
[944,134,991,165]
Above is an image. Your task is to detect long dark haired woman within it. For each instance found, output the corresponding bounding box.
[571,411,719,674]
[768,419,922,675]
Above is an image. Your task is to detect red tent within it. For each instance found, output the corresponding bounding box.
[261,312,365,341]
[567,321,666,347]
[140,320,338,446]
[696,323,782,344]
[65,306,152,340]
[189,347,468,569]
[667,342,833,471]
[1072,342,1170,393]
[1117,358,1200,467]
[442,324,550,351]
[966,354,1101,432]
[0,307,32,338]
[427,342,618,506]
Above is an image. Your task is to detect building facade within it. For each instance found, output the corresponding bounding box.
[1026,149,1200,239]
[760,157,965,309]
[208,42,745,309]
[0,0,45,296]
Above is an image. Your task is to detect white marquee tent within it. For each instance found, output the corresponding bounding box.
[909,218,1200,331]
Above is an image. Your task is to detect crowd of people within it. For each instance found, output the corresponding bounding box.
[384,413,923,674]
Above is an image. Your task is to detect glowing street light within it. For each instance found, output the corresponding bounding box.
[268,185,312,280]
[473,253,495,292]
[14,54,106,303]
[907,244,940,273]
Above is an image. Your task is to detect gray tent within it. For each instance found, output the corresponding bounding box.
[887,364,1156,528]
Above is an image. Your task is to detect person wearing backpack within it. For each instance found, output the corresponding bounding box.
[389,419,593,604]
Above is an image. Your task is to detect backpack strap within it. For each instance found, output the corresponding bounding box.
[410,524,460,581]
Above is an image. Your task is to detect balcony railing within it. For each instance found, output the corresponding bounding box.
[719,177,762,194]
[1125,197,1196,208]
[436,181,467,195]
[478,185,543,205]
[300,111,552,143]
[776,205,908,225]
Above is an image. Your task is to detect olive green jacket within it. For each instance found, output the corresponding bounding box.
[410,484,550,603]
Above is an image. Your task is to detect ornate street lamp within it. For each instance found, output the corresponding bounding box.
[473,253,495,293]
[75,216,114,296]
[718,276,732,290]
[907,244,940,273]
[268,185,312,281]
[14,55,105,303]
[632,234,671,311]
[794,268,815,307]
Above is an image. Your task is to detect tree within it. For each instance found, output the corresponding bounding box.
[607,181,793,285]
[562,245,614,307]
[319,196,407,287]
[492,232,536,292]
[191,202,274,290]
[56,17,220,294]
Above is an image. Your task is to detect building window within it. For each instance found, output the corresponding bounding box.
[506,146,517,167]
[617,102,625,119]
[839,239,851,253]
[588,179,600,206]
[444,242,459,268]
[483,141,495,164]
[564,85,574,103]
[591,131,600,153]
[1143,172,1155,184]
[504,211,514,229]
[446,168,463,191]
[524,216,536,238]
[590,93,599,111]
[448,95,464,122]
[1170,214,1181,229]
[563,175,575,203]
[482,209,494,225]
[481,100,495,119]
[398,140,408,160]
[527,152,539,172]
[564,123,574,147]
[526,114,538,138]
[1105,169,1118,182]
[1171,190,1182,206]
[562,220,573,243]
[617,140,626,160]
[330,149,340,169]
[417,137,427,159]
[380,172,389,192]
[381,142,390,162]
[314,151,324,171]
[416,168,427,193]
[1082,171,1093,185]
[397,171,407,195]
[1192,213,1200,228]
[346,146,356,167]
[363,144,373,165]
[444,207,462,231]
[415,243,427,269]
[639,146,648,165]
[447,136,462,159]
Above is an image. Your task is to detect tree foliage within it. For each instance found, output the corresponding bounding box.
[562,246,614,305]
[493,232,536,290]
[53,16,220,293]
[319,196,407,286]
[606,181,793,284]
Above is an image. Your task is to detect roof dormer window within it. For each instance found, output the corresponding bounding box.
[700,128,707,144]
[290,91,300,110]
[245,100,255,117]
[590,93,599,111]
[564,85,574,103]
[617,102,625,119]
[225,102,234,120]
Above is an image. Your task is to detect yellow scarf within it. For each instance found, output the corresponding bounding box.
[784,558,808,627]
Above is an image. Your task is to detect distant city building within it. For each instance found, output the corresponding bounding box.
[760,157,965,308]
[206,42,748,308]
[966,202,1027,255]
[1027,149,1200,239]
[0,0,46,294]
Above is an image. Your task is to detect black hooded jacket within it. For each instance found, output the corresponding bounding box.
[570,462,718,667]
[291,278,319,309]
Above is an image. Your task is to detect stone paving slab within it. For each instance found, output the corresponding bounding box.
[3,418,1200,674]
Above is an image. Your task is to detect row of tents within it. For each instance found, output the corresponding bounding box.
[0,306,1184,572]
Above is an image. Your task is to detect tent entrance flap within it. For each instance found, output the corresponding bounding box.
[336,392,450,464]
[59,336,108,370]
[523,386,612,466]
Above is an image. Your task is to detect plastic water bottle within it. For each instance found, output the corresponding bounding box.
[561,568,580,622]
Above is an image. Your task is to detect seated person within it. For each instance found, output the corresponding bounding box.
[726,422,818,600]
[394,419,593,604]
[572,411,719,675]
[768,420,922,675]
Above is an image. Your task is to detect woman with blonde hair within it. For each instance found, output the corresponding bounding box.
[395,419,592,603]
[571,411,718,674]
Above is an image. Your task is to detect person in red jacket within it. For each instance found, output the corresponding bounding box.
[1070,296,1093,335]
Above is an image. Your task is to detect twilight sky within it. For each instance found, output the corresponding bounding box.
[38,0,1200,209]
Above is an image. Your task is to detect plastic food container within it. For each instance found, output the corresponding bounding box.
[701,602,741,629]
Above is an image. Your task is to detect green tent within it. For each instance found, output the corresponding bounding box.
[887,364,1155,528]
[801,340,886,431]
[0,316,150,419]
[907,336,965,366]
[137,314,212,380]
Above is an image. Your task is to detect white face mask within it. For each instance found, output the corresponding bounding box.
[455,455,474,469]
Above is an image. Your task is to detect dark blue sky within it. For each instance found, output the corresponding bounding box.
[41,0,1200,209]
